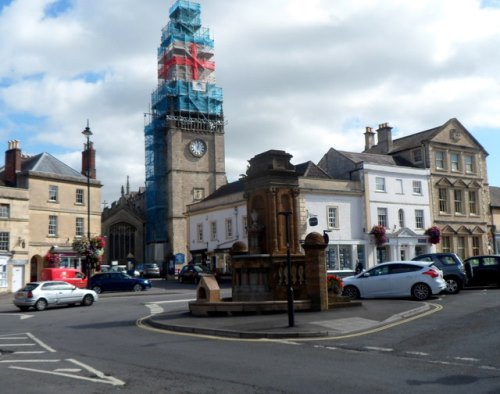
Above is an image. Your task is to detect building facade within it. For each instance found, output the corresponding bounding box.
[364,119,491,260]
[0,139,101,293]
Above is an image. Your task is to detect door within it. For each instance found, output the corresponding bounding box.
[359,265,392,297]
[12,266,24,293]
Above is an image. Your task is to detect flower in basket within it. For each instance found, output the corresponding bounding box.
[72,235,106,270]
[44,252,61,266]
[327,274,344,295]
[370,225,388,247]
[424,225,441,244]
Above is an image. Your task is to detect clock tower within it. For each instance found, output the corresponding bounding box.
[144,0,227,264]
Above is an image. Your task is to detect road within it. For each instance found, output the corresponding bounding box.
[1,280,499,393]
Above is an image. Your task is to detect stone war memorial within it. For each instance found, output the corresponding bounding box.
[189,150,358,317]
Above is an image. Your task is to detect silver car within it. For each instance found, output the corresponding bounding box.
[342,261,446,301]
[13,281,98,312]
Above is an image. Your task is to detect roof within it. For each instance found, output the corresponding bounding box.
[490,186,500,207]
[202,179,245,202]
[295,161,332,179]
[21,153,87,180]
[338,151,416,167]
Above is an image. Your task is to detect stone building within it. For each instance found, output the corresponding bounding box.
[363,118,490,260]
[0,139,101,292]
[101,179,145,267]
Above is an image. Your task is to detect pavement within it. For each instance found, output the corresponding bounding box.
[1,278,440,340]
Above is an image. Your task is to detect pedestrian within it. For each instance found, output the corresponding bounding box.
[355,261,364,274]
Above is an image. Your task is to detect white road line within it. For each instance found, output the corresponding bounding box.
[1,359,60,363]
[26,332,56,353]
[406,351,429,356]
[13,351,46,354]
[0,337,28,340]
[455,357,479,362]
[0,344,35,347]
[148,299,195,304]
[364,346,394,352]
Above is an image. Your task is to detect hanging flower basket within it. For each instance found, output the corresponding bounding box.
[327,274,344,295]
[370,225,388,247]
[72,235,106,271]
[425,226,441,244]
[44,252,61,267]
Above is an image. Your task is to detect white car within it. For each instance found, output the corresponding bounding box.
[13,281,98,311]
[342,261,446,301]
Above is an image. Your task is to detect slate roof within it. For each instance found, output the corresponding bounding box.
[201,179,245,202]
[490,186,500,207]
[337,151,416,168]
[295,161,332,178]
[0,152,89,184]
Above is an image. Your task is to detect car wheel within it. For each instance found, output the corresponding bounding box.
[35,299,48,311]
[412,283,431,300]
[82,294,94,306]
[92,286,102,294]
[342,285,360,299]
[444,277,460,294]
[18,306,30,312]
[133,284,143,292]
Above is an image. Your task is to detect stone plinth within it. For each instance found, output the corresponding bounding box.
[196,275,221,303]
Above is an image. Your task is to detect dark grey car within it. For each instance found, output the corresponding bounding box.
[412,253,467,294]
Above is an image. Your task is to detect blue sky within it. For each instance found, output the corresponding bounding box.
[1,0,500,206]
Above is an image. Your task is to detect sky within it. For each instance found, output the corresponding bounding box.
[1,0,500,208]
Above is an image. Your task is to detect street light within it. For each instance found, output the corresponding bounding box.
[82,121,93,285]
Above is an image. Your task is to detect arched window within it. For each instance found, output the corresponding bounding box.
[398,209,405,228]
[109,222,137,262]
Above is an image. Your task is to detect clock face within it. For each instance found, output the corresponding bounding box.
[189,139,206,158]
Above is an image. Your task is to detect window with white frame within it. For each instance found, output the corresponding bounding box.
[412,180,422,195]
[415,209,424,229]
[76,189,84,204]
[48,215,58,236]
[0,204,9,218]
[398,209,405,228]
[472,236,480,256]
[439,188,448,213]
[327,206,338,228]
[210,221,217,241]
[75,217,84,237]
[225,218,233,239]
[375,177,386,192]
[395,179,403,194]
[197,223,204,242]
[435,151,445,170]
[0,232,9,251]
[0,259,6,288]
[457,236,466,260]
[450,153,460,172]
[464,155,475,173]
[468,190,478,215]
[442,236,451,253]
[377,208,388,227]
[49,185,58,202]
[454,190,464,214]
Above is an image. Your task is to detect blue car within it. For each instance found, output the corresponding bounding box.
[89,272,151,294]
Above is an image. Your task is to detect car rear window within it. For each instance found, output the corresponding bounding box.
[22,283,40,291]
[438,256,457,266]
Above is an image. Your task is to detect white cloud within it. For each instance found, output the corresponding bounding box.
[1,0,500,206]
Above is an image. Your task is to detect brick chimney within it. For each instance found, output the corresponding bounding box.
[81,141,96,179]
[364,126,376,151]
[376,122,393,154]
[4,140,22,186]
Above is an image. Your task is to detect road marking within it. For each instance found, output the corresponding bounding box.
[13,351,46,354]
[455,357,479,362]
[364,346,394,352]
[0,313,34,320]
[1,359,60,363]
[406,351,429,356]
[26,332,56,353]
[0,344,34,347]
[149,299,195,304]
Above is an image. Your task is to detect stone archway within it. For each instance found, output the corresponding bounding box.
[30,255,43,282]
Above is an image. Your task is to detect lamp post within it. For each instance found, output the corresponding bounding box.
[82,121,93,285]
[278,211,294,327]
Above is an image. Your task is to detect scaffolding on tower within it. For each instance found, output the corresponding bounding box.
[144,0,224,245]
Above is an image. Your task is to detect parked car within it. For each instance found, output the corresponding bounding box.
[178,264,212,284]
[13,281,98,312]
[41,268,88,289]
[463,255,500,287]
[143,263,161,278]
[412,253,467,294]
[89,272,152,294]
[342,261,446,301]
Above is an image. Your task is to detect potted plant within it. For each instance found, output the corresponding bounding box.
[44,252,61,268]
[370,225,388,247]
[425,225,441,244]
[72,235,106,271]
